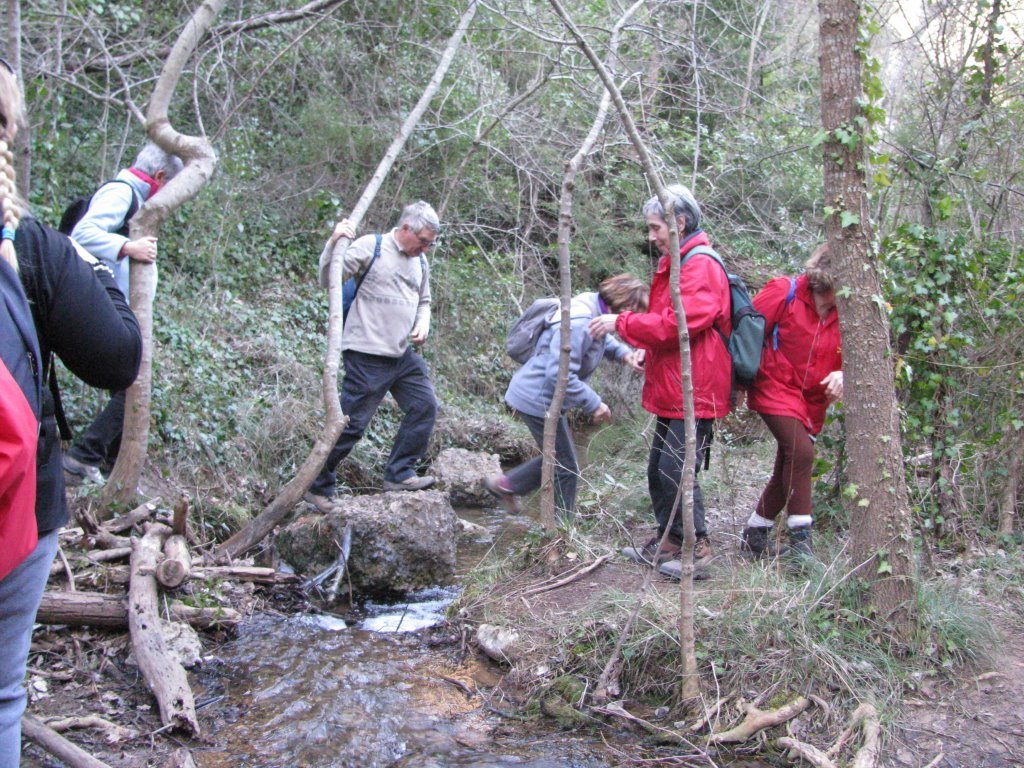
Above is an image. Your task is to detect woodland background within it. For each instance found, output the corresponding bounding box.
[11,0,1023,557]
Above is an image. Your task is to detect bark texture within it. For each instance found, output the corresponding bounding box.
[818,0,917,636]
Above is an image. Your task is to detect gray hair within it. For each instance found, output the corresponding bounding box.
[398,200,440,234]
[642,184,702,236]
[133,142,184,180]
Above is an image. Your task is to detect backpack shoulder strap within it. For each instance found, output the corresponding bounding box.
[99,179,141,233]
[353,233,382,293]
[770,277,798,350]
[681,245,725,272]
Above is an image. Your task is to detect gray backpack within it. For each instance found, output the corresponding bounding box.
[505,297,560,364]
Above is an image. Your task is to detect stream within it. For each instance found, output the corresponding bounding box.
[193,506,618,768]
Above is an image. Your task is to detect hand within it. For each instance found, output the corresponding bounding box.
[821,370,844,403]
[122,236,158,263]
[622,348,645,372]
[591,402,612,424]
[589,314,618,340]
[329,218,356,245]
[410,326,428,346]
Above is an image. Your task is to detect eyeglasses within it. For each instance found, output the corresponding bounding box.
[416,235,437,249]
[0,57,14,78]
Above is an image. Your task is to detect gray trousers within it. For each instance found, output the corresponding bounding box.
[504,411,579,517]
[0,529,59,767]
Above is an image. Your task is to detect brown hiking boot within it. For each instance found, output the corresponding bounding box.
[693,535,712,564]
[637,536,683,565]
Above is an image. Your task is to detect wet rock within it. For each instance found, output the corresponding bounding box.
[456,518,489,539]
[277,490,456,596]
[433,447,502,507]
[475,623,522,664]
[433,412,534,465]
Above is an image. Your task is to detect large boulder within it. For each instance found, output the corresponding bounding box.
[433,447,502,507]
[277,490,456,597]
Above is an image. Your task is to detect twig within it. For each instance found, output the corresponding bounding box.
[520,554,610,596]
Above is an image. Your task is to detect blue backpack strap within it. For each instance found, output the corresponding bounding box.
[352,234,382,295]
[771,277,798,350]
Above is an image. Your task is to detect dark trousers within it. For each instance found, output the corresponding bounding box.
[504,411,579,517]
[310,348,437,496]
[755,413,815,520]
[68,389,125,468]
[648,417,714,542]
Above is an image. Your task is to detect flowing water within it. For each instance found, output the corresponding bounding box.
[193,506,617,768]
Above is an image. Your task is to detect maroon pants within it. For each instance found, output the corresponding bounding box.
[755,413,815,520]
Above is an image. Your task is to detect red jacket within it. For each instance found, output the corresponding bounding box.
[615,232,732,420]
[748,274,842,434]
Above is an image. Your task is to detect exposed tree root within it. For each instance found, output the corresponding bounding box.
[774,702,881,768]
[708,696,810,743]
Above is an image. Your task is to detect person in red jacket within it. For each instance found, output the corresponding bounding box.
[590,184,732,574]
[740,244,843,557]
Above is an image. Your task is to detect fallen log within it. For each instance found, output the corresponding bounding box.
[103,499,160,534]
[129,523,199,735]
[193,565,298,584]
[36,591,241,629]
[156,534,192,589]
[21,713,112,768]
[85,547,133,563]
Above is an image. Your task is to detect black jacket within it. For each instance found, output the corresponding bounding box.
[15,215,142,533]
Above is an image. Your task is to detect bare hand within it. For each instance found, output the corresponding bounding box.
[821,370,844,403]
[123,236,158,263]
[622,348,645,372]
[410,326,428,345]
[589,314,618,340]
[591,402,612,424]
[330,218,356,245]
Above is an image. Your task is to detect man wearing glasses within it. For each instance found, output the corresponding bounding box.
[307,201,439,510]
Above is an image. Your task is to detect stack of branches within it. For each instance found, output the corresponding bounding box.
[27,495,299,767]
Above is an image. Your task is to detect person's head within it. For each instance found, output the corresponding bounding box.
[393,200,440,258]
[0,59,23,272]
[132,142,184,189]
[598,273,649,313]
[642,184,702,257]
[804,243,836,295]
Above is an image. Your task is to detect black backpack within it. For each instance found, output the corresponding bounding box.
[58,179,140,237]
[682,246,766,388]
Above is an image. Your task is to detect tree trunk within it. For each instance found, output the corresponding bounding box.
[818,0,917,638]
[5,0,30,199]
[103,0,228,506]
[214,0,478,561]
[548,0,700,703]
[543,1,641,531]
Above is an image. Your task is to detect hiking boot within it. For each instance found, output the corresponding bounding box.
[383,474,436,492]
[740,526,770,557]
[63,454,105,485]
[694,535,713,564]
[303,491,337,513]
[634,535,682,565]
[658,558,713,581]
[786,526,814,558]
[483,474,520,514]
